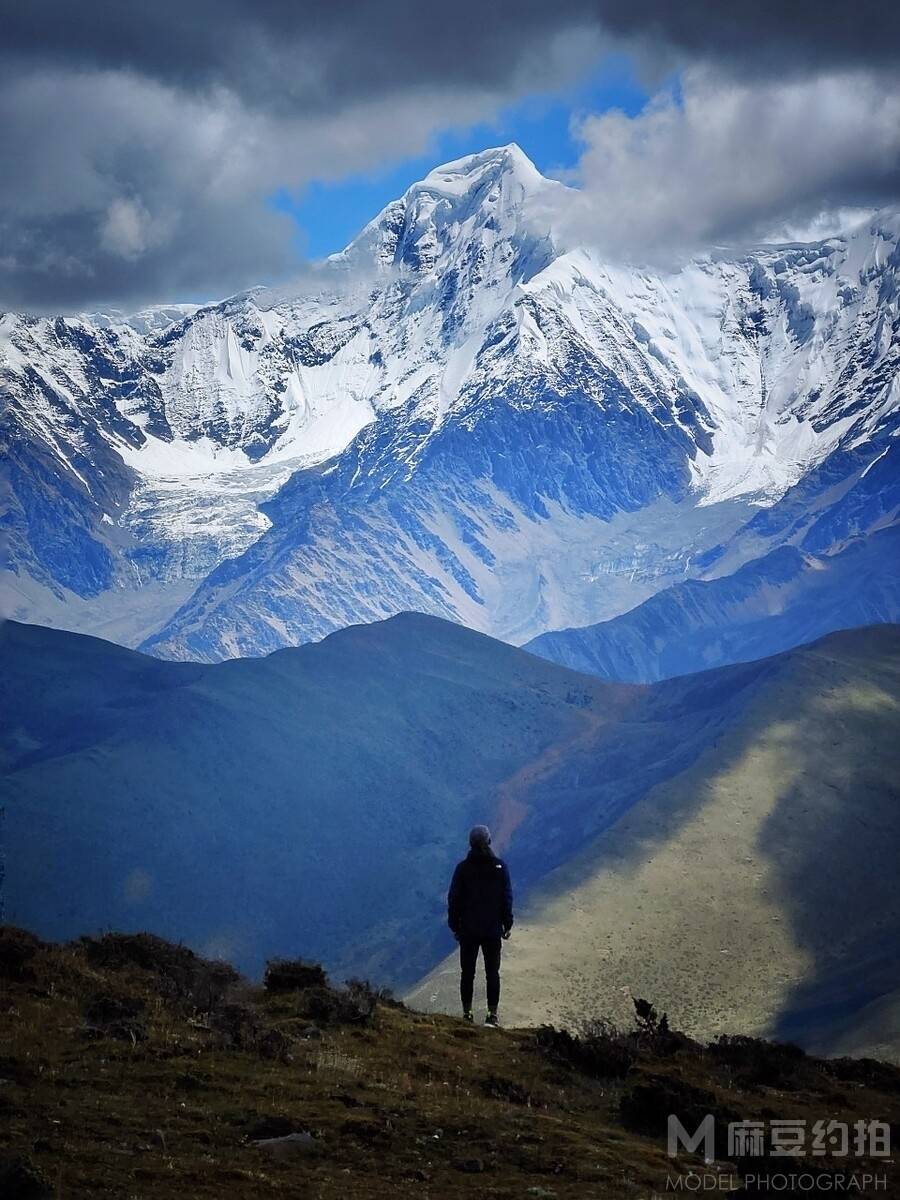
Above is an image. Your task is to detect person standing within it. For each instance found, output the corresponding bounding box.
[447,825,513,1026]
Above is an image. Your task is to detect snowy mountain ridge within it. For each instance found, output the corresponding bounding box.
[2,145,898,658]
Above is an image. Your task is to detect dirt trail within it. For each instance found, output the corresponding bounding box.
[491,690,638,850]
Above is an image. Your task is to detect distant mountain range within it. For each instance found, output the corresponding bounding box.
[4,615,899,1058]
[528,521,900,680]
[3,145,898,666]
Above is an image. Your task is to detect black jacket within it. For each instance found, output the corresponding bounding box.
[447,847,514,941]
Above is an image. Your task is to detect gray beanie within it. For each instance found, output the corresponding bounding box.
[469,824,492,848]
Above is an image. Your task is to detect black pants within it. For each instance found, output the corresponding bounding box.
[459,936,502,1011]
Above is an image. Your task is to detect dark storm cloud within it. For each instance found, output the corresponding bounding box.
[4,1,899,102]
[0,3,600,311]
[1,3,587,113]
[593,0,900,77]
[1,1,899,311]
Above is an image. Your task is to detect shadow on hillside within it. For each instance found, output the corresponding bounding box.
[500,630,900,1055]
[754,669,900,1052]
[503,652,781,888]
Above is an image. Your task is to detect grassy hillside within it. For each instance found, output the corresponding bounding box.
[0,613,629,984]
[5,617,899,1060]
[0,611,774,988]
[409,627,900,1061]
[2,928,898,1199]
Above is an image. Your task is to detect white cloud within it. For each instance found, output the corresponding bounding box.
[101,197,154,259]
[1,3,899,307]
[557,66,900,262]
[0,66,539,309]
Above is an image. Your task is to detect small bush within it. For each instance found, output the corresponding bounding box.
[824,1055,900,1094]
[80,933,238,1011]
[257,1027,294,1062]
[633,997,668,1038]
[349,978,403,1009]
[479,1074,534,1104]
[630,997,693,1055]
[209,1002,262,1049]
[0,927,45,982]
[0,1156,53,1200]
[264,958,328,993]
[708,1035,810,1091]
[533,1021,636,1080]
[174,1072,207,1092]
[0,1056,37,1086]
[246,1115,300,1140]
[344,978,387,1016]
[304,980,378,1026]
[620,1074,737,1151]
[207,1002,294,1061]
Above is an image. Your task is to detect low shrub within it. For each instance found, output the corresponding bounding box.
[304,979,378,1026]
[209,1001,261,1049]
[533,1020,636,1080]
[824,1055,900,1094]
[708,1034,811,1091]
[0,926,45,982]
[620,1074,737,1151]
[207,1002,294,1061]
[479,1074,534,1104]
[264,958,328,993]
[246,1114,300,1140]
[80,932,238,1011]
[83,993,147,1042]
[0,1156,52,1200]
[630,997,692,1055]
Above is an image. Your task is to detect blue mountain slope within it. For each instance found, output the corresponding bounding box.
[1,612,827,984]
[528,523,900,682]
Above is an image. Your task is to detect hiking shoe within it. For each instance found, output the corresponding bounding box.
[484,1011,500,1027]
[462,1010,474,1023]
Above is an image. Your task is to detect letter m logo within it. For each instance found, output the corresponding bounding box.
[667,1113,715,1159]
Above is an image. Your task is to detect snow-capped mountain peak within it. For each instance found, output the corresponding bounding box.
[3,147,898,662]
[422,142,544,189]
[336,143,563,279]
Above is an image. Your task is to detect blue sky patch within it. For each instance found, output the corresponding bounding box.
[271,55,652,259]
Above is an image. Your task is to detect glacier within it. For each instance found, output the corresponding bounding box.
[2,144,898,661]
